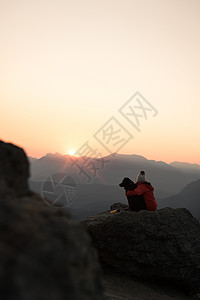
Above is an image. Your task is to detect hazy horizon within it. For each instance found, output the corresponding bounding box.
[27,150,200,166]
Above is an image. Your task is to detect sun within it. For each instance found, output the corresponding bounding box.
[68,149,76,156]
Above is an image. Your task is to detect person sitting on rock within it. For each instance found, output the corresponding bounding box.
[126,171,157,211]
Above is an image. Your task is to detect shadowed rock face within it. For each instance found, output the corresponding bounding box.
[0,140,105,300]
[0,141,29,196]
[82,203,200,296]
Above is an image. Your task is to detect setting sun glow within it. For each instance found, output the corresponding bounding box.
[69,150,76,156]
[0,0,200,164]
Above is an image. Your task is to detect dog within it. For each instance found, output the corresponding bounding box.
[119,177,146,212]
[119,177,137,191]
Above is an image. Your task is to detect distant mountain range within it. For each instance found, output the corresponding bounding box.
[158,178,200,221]
[28,153,200,221]
[28,156,38,164]
[170,161,200,176]
[29,153,200,197]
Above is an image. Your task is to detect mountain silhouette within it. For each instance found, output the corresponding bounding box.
[170,161,200,176]
[158,178,200,220]
[29,153,200,197]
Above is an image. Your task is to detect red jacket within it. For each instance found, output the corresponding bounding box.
[126,181,157,211]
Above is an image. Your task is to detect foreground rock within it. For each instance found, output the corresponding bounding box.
[82,203,200,296]
[0,140,105,300]
[0,140,29,196]
[102,268,198,300]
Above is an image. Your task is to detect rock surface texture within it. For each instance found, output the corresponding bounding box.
[82,203,200,296]
[0,140,105,300]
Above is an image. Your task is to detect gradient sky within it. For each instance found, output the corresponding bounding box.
[1,0,200,164]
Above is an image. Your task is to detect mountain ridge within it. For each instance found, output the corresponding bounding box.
[159,178,200,220]
[29,152,200,166]
[29,152,200,197]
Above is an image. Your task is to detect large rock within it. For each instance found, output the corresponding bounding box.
[82,203,200,296]
[0,140,29,196]
[0,140,105,300]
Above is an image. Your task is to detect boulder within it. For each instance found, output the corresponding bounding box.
[82,203,200,296]
[0,140,29,196]
[0,140,105,300]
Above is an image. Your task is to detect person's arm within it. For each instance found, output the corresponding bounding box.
[126,185,144,197]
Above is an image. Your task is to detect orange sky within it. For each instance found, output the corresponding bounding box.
[0,0,200,164]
